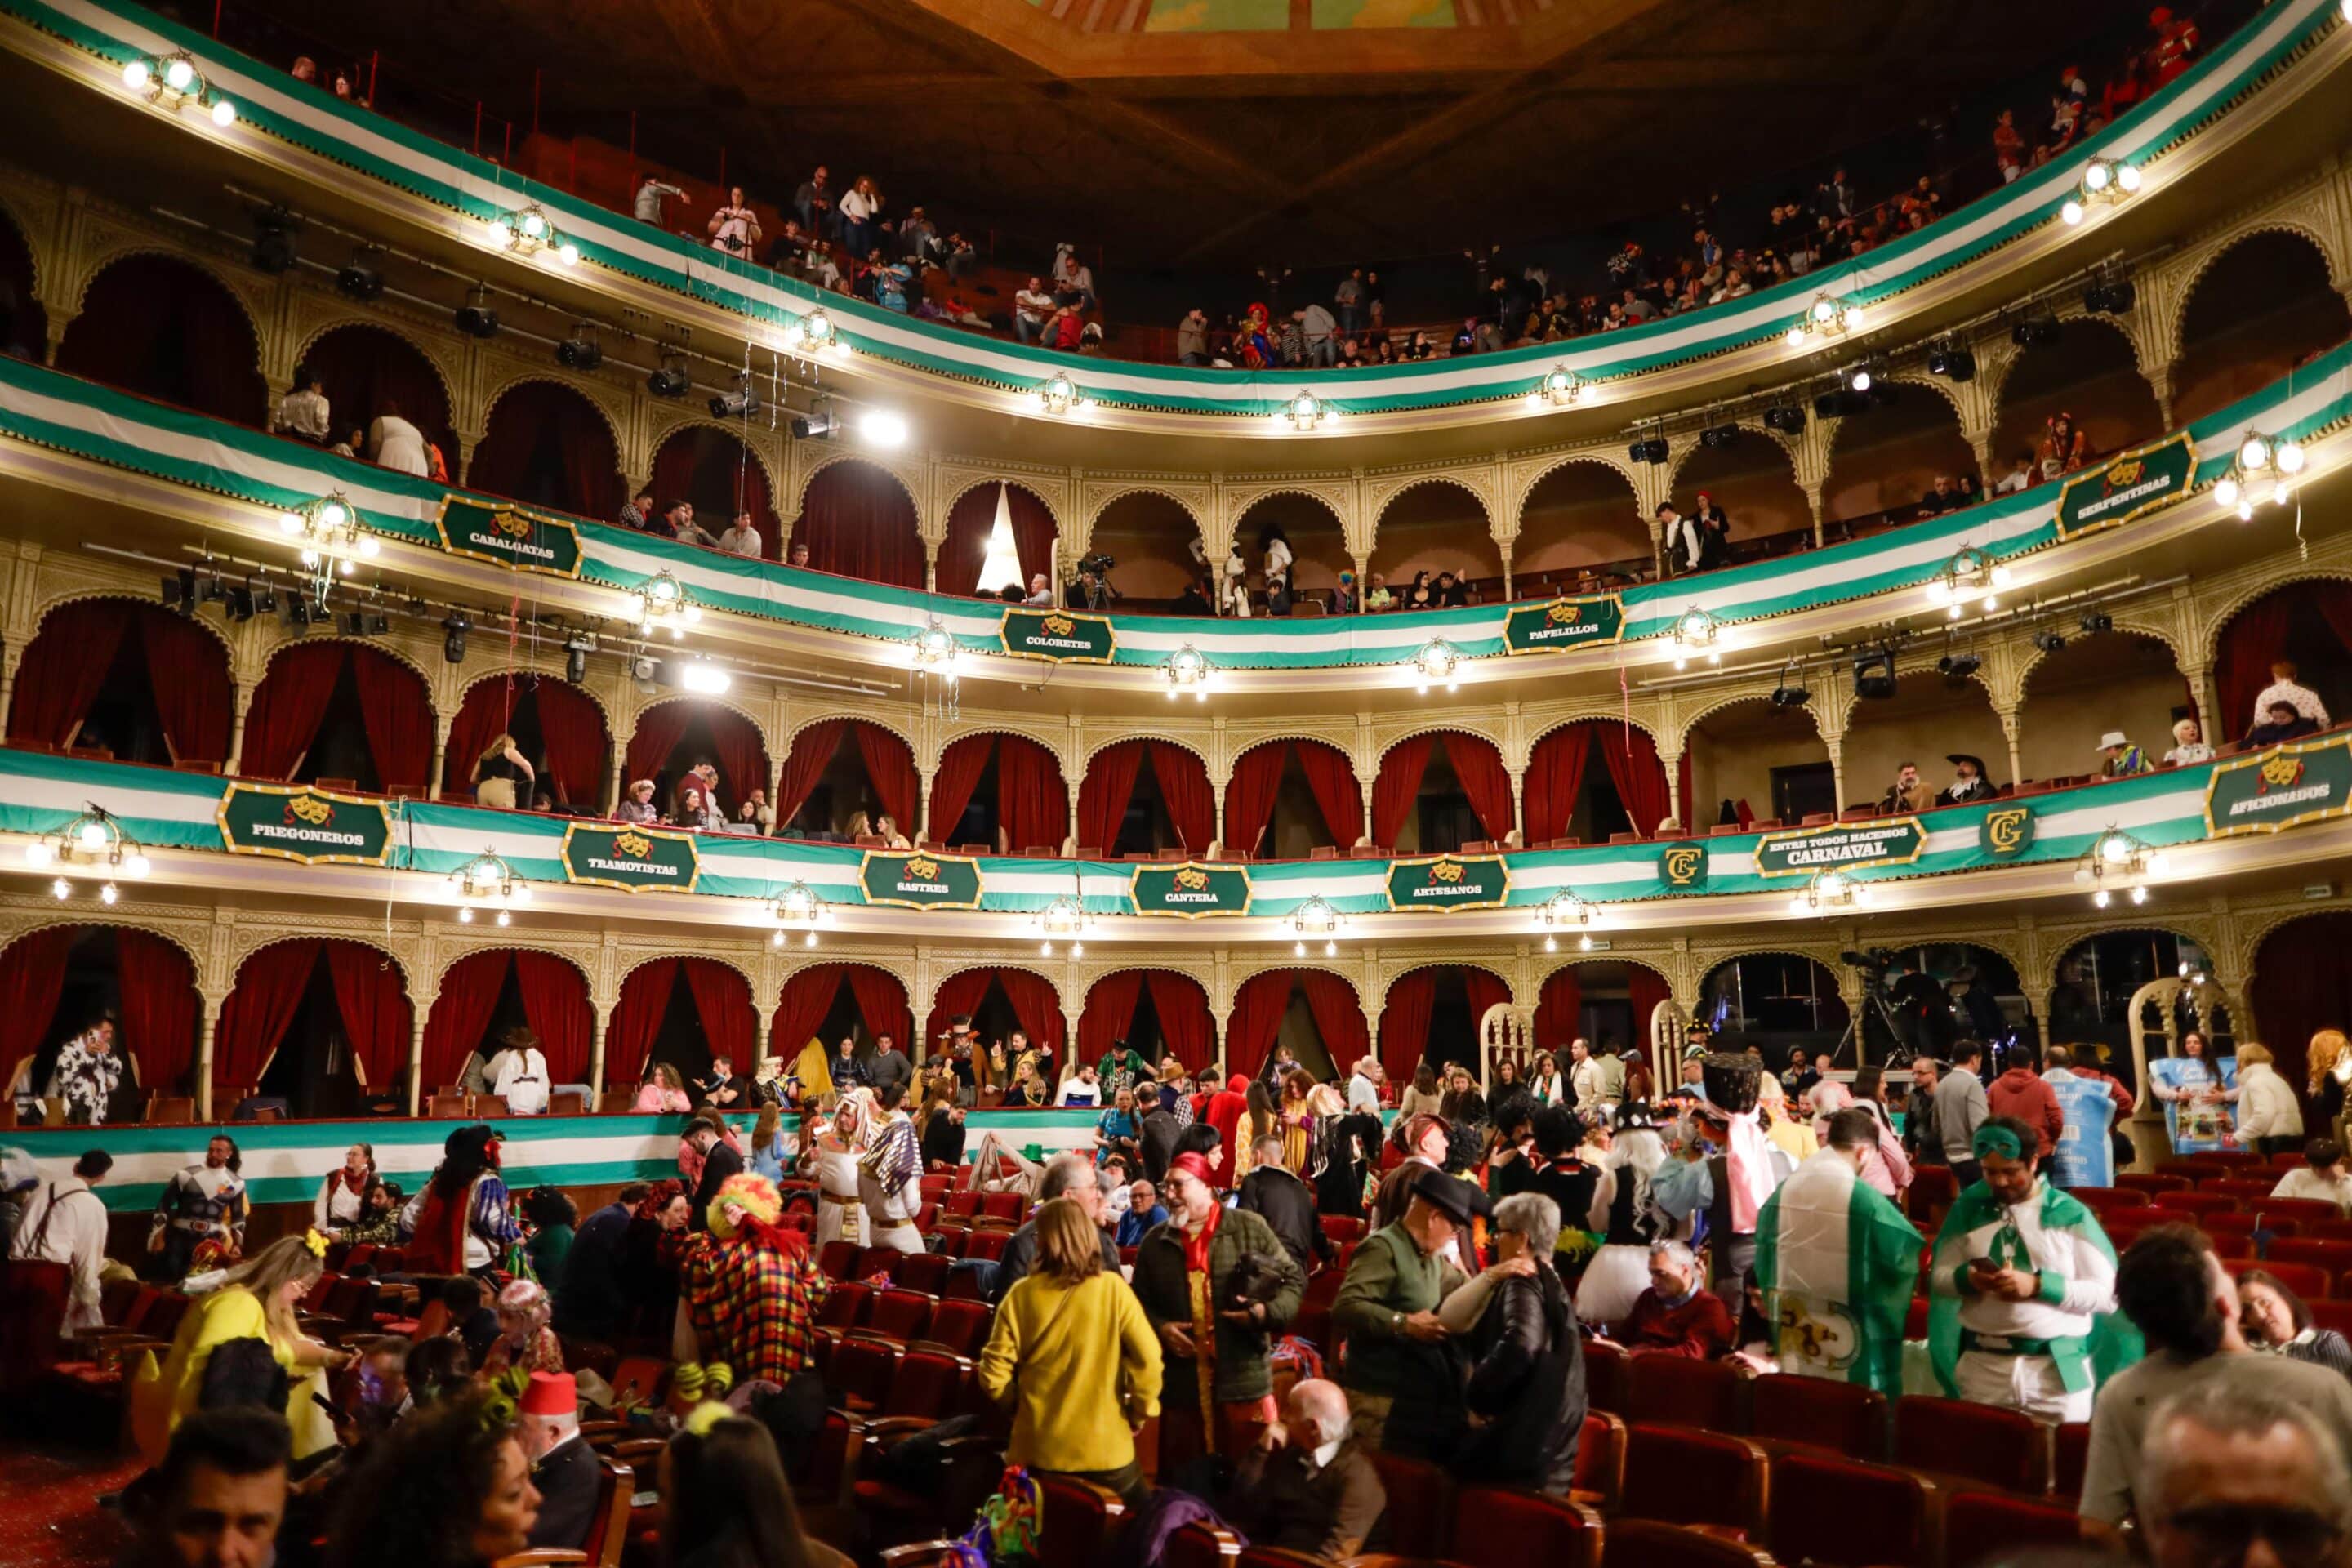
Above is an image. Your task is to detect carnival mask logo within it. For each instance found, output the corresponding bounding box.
[1986,806,2032,853]
[906,854,939,880]
[612,831,653,859]
[2101,456,2145,494]
[2258,752,2306,794]
[1175,866,1209,890]
[491,511,532,540]
[284,794,336,827]
[1662,846,1704,886]
[1041,614,1075,637]
[1545,601,1586,626]
[1432,858,1466,884]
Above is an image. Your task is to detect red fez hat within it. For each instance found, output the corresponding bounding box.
[519,1370,577,1418]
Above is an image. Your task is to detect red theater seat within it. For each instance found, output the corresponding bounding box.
[1624,1424,1767,1537]
[1943,1491,2085,1568]
[1894,1395,2048,1494]
[1627,1351,1744,1430]
[1768,1451,1932,1567]
[1450,1486,1600,1568]
[1601,1520,1775,1568]
[1749,1373,1886,1459]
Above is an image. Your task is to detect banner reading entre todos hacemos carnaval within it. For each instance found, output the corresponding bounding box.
[1129,861,1252,918]
[2204,735,2352,837]
[1503,595,1626,654]
[217,783,393,866]
[999,608,1116,663]
[861,849,986,910]
[1752,817,1927,877]
[433,497,584,577]
[1385,853,1512,912]
[2055,433,2198,538]
[559,822,702,892]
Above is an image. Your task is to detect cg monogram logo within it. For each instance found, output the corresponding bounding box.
[1986,807,2030,854]
[1662,846,1704,886]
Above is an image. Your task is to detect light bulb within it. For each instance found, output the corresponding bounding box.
[2214,477,2241,508]
[520,211,546,238]
[99,882,118,906]
[123,59,150,89]
[488,220,511,250]
[559,243,580,267]
[1851,369,1872,392]
[1981,595,1999,612]
[1324,940,1337,957]
[2093,888,2111,908]
[163,56,194,90]
[1071,942,1085,959]
[1949,603,1963,621]
[125,853,151,878]
[2061,200,2085,226]
[2103,835,2129,862]
[650,577,678,602]
[50,877,69,900]
[1844,305,1864,327]
[1784,326,1806,348]
[78,822,107,849]
[2116,164,2141,193]
[1927,580,1950,603]
[279,511,304,536]
[495,909,511,927]
[359,536,380,558]
[209,97,234,127]
[1579,934,1594,952]
[2278,442,2306,474]
[2238,500,2256,522]
[319,501,348,528]
[2084,160,2111,193]
[25,841,53,867]
[457,905,474,923]
[1790,895,1809,915]
[1544,935,1558,953]
[2130,885,2149,906]
[338,559,354,577]
[2240,436,2272,470]
[1039,941,1053,957]
[683,604,702,624]
[1813,298,1835,323]
[299,548,319,568]
[2146,852,2168,876]
[1991,564,2012,587]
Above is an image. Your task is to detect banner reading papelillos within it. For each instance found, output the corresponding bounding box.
[2055,433,2197,538]
[2204,735,2352,837]
[434,497,585,577]
[217,783,393,866]
[1752,817,1926,877]
[560,822,702,892]
[998,608,1116,663]
[861,849,986,909]
[1503,594,1626,654]
[1384,853,1512,912]
[1129,860,1252,917]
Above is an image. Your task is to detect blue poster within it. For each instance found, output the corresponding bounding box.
[2148,1055,2241,1153]
[2047,1071,2117,1187]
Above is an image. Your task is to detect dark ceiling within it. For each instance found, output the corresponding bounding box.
[225,0,2155,270]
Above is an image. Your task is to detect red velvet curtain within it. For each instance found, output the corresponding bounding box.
[0,927,82,1082]
[7,601,129,747]
[1462,969,1511,1059]
[1296,740,1366,849]
[1299,969,1370,1077]
[421,950,512,1089]
[442,679,515,798]
[1224,742,1289,858]
[685,960,755,1072]
[2218,595,2295,745]
[1078,970,1146,1067]
[327,942,412,1089]
[1534,966,1585,1054]
[929,734,995,845]
[1525,724,1594,845]
[855,725,921,835]
[515,952,593,1082]
[704,708,771,813]
[622,702,696,795]
[922,969,996,1049]
[607,959,679,1086]
[301,325,455,468]
[793,462,924,588]
[1628,966,1673,1061]
[1152,746,1216,853]
[1372,734,1435,851]
[2252,913,2352,1116]
[938,483,1058,598]
[466,381,623,520]
[775,721,847,829]
[1378,969,1437,1080]
[1597,724,1673,836]
[996,735,1068,853]
[215,942,320,1095]
[56,255,266,424]
[650,426,777,552]
[140,609,233,764]
[844,966,913,1051]
[1226,969,1294,1082]
[769,964,845,1058]
[996,969,1067,1055]
[351,648,432,792]
[2312,584,2352,675]
[239,644,347,779]
[1447,734,1517,844]
[116,929,198,1097]
[1078,741,1147,853]
[1150,972,1217,1074]
[530,679,608,808]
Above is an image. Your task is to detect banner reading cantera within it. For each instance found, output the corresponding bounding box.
[217,782,393,866]
[559,822,702,892]
[2055,432,2197,538]
[861,849,986,910]
[1384,853,1512,912]
[998,608,1116,663]
[1753,817,1926,877]
[1129,860,1252,918]
[433,497,585,577]
[1503,594,1627,654]
[2203,734,2352,837]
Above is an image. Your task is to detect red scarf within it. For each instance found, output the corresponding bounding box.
[407,1176,474,1276]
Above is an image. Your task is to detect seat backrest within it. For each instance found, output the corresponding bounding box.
[2065,1185,2149,1211]
[1451,1485,1598,1568]
[884,1348,970,1421]
[1750,1372,1886,1459]
[963,1229,1011,1262]
[590,1454,633,1566]
[980,1192,1025,1222]
[1036,1472,1127,1568]
[1943,1491,2083,1568]
[1894,1394,2047,1494]
[427,1092,472,1119]
[1583,1339,1628,1415]
[817,1241,862,1281]
[818,1280,874,1330]
[1364,1451,1451,1557]
[2052,1421,2091,1501]
[2231,1259,2331,1300]
[1767,1451,1930,1568]
[829,1337,902,1408]
[924,1298,993,1358]
[946,1191,984,1218]
[607,1356,671,1410]
[1601,1519,1773,1568]
[868,1289,936,1343]
[1623,1424,1766,1535]
[1571,1410,1627,1510]
[896,1253,953,1296]
[1163,1522,1241,1568]
[1627,1351,1744,1430]
[2261,1198,2346,1227]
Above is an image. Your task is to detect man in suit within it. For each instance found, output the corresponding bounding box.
[519,1370,601,1552]
[1236,1134,1336,1274]
[683,1116,743,1232]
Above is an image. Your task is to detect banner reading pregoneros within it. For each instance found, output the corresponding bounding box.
[217,782,394,866]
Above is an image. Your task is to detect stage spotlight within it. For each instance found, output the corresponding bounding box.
[454,286,499,339]
[336,250,383,301]
[442,610,470,663]
[2033,627,2068,654]
[1699,424,1740,449]
[1763,403,1807,434]
[249,207,297,274]
[250,581,278,617]
[1770,661,1811,709]
[1853,646,1898,700]
[341,608,390,638]
[1627,435,1669,465]
[2085,278,2137,315]
[791,406,837,440]
[2011,318,2061,349]
[1938,650,1983,678]
[564,632,594,685]
[710,373,759,420]
[1927,344,1976,381]
[2079,611,2114,634]
[225,586,254,623]
[555,325,601,371]
[159,569,194,616]
[648,358,691,399]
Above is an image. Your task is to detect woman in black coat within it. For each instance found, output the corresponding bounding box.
[1438,1189,1588,1496]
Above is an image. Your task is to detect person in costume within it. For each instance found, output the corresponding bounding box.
[142,1232,351,1464]
[44,1015,123,1125]
[1654,1052,1794,1337]
[1236,304,1277,369]
[1576,1101,1681,1325]
[1278,1071,1316,1174]
[1929,1115,2134,1423]
[398,1124,523,1281]
[488,1027,551,1116]
[810,1094,866,1250]
[674,1171,828,1386]
[148,1134,249,1280]
[1204,1074,1252,1178]
[1752,1107,1922,1396]
[858,1084,925,1253]
[481,1278,566,1377]
[313,1142,376,1233]
[1097,1040,1152,1098]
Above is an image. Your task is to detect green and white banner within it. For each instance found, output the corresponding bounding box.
[2204,735,2352,837]
[1503,595,1626,654]
[1000,608,1116,664]
[1129,860,1252,918]
[1753,817,1927,878]
[2056,434,2199,537]
[559,822,702,893]
[217,782,392,866]
[1979,803,2038,859]
[434,497,584,578]
[860,849,986,910]
[1385,853,1512,912]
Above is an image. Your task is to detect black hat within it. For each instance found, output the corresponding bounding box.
[1614,1100,1661,1132]
[1947,754,1986,774]
[1700,1051,1762,1116]
[443,1124,499,1163]
[1410,1166,1491,1227]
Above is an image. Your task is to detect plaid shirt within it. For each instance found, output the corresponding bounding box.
[679,1232,828,1384]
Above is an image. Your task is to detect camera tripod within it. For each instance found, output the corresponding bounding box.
[1829,983,1915,1069]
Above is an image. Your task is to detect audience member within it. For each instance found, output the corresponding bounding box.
[2254,659,2330,730]
[516,1370,598,1552]
[1236,1134,1333,1274]
[676,1173,826,1384]
[1609,1239,1735,1358]
[150,1235,350,1462]
[1437,1190,1587,1494]
[1334,1167,1480,1453]
[2136,1383,2352,1568]
[325,1384,542,1568]
[1987,1045,2064,1158]
[1222,1378,1387,1561]
[271,368,330,443]
[7,1147,111,1340]
[660,1415,825,1568]
[2100,729,2152,776]
[481,1277,564,1376]
[122,1407,291,1568]
[716,510,763,556]
[2247,701,2321,747]
[149,1134,249,1280]
[367,400,429,476]
[2164,717,2215,766]
[2239,1267,2352,1375]
[1882,760,1933,813]
[2233,1044,2305,1156]
[2272,1138,2352,1214]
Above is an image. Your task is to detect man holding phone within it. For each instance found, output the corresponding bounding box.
[1927,1116,2130,1423]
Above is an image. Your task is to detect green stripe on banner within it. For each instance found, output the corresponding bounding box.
[0,0,2337,415]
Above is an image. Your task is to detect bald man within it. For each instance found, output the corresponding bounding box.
[1222,1378,1387,1561]
[2139,1383,2352,1568]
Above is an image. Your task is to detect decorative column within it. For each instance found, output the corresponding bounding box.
[1351,554,1373,610]
[2144,361,2178,431]
[1211,764,1232,853]
[1802,482,1827,549]
[2182,661,2221,735]
[916,765,938,844]
[1508,764,1527,847]
[586,1000,612,1099]
[754,1004,776,1069]
[605,737,626,815]
[194,991,227,1121]
[406,1009,428,1116]
[41,310,75,368]
[428,714,453,802]
[455,434,483,486]
[0,644,20,728]
[1497,541,1515,604]
[1357,771,1376,852]
[1999,706,2025,789]
[1660,745,1686,831]
[1826,738,1846,813]
[225,688,256,777]
[1211,1007,1230,1079]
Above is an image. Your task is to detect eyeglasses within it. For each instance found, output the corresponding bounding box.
[2158,1505,2346,1567]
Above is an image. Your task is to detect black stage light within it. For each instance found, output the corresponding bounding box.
[225,586,254,623]
[1770,662,1811,709]
[1927,345,1976,381]
[1627,436,1668,465]
[555,326,601,371]
[2011,318,2062,349]
[442,610,470,663]
[250,581,278,617]
[710,374,759,420]
[648,359,691,399]
[455,286,499,339]
[336,250,383,301]
[1763,404,1806,434]
[2085,278,2136,315]
[2079,611,2114,634]
[791,408,836,440]
[1938,650,1983,678]
[2033,627,2068,654]
[564,633,592,685]
[159,569,194,615]
[1853,646,1898,700]
[250,208,298,274]
[1699,423,1740,449]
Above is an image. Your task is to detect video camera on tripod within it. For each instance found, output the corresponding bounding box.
[1831,946,1913,1067]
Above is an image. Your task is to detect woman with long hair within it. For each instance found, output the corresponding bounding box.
[679,785,726,833]
[147,1234,350,1462]
[399,1125,522,1280]
[325,1384,541,1568]
[1575,1102,1677,1325]
[1529,1051,1566,1107]
[748,1103,791,1184]
[469,732,534,811]
[1238,1079,1278,1182]
[314,1142,376,1232]
[662,1415,821,1568]
[635,1062,692,1113]
[2240,1268,2352,1375]
[1836,1066,1913,1201]
[1399,1061,1445,1119]
[2310,1029,2352,1131]
[1278,1070,1316,1173]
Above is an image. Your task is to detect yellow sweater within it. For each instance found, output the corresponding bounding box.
[977,1270,1161,1474]
[143,1288,331,1462]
